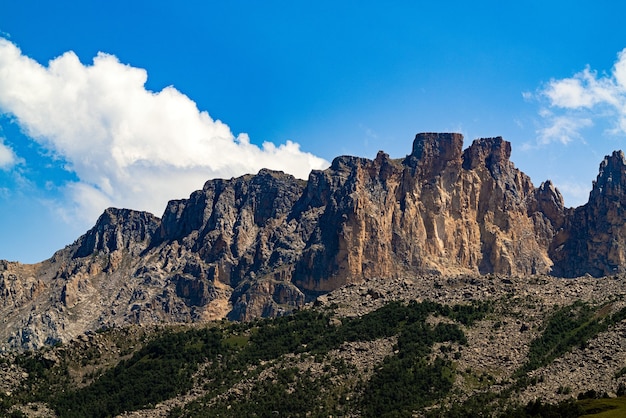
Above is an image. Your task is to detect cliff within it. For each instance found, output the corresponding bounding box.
[2,132,626,350]
[550,151,626,277]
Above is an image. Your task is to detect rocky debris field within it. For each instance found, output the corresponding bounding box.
[315,273,626,405]
[2,272,626,416]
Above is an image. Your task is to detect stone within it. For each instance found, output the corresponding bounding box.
[3,133,626,350]
[551,151,626,277]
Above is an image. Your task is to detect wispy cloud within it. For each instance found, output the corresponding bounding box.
[537,113,592,145]
[535,48,626,144]
[0,137,17,169]
[0,38,329,223]
[556,181,592,208]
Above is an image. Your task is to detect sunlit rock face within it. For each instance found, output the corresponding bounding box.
[293,133,555,290]
[3,133,626,350]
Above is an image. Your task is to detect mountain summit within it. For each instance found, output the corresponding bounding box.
[2,133,626,350]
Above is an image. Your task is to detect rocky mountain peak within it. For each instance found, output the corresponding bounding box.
[74,208,160,258]
[405,132,463,176]
[410,132,464,161]
[590,150,626,201]
[5,133,626,350]
[462,136,512,175]
[550,150,626,277]
[535,180,565,228]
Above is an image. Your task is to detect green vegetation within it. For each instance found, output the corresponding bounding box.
[502,398,585,417]
[427,299,626,417]
[439,396,586,418]
[430,391,626,417]
[4,297,626,417]
[517,301,626,376]
[177,299,491,418]
[181,360,358,417]
[360,303,468,417]
[578,396,626,417]
[52,327,226,417]
[518,301,600,374]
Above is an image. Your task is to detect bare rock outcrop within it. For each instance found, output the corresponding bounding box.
[295,134,554,291]
[74,208,160,259]
[551,151,626,277]
[4,133,626,350]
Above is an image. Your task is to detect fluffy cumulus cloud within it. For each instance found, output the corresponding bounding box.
[537,48,626,144]
[0,38,329,222]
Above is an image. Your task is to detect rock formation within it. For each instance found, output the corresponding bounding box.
[551,151,626,277]
[2,132,626,350]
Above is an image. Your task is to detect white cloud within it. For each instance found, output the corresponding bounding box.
[0,137,17,169]
[537,114,593,145]
[536,48,626,144]
[0,38,329,223]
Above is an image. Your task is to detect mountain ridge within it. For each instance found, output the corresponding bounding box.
[2,132,626,350]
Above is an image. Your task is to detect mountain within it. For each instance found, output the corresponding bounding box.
[2,132,626,351]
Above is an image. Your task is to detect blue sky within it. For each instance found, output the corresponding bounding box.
[1,1,626,263]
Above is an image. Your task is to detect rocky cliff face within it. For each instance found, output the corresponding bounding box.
[2,132,626,350]
[293,133,555,292]
[551,151,626,277]
[74,208,160,259]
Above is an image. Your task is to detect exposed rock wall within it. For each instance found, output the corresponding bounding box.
[74,208,160,259]
[551,151,626,277]
[294,133,555,291]
[3,132,626,350]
